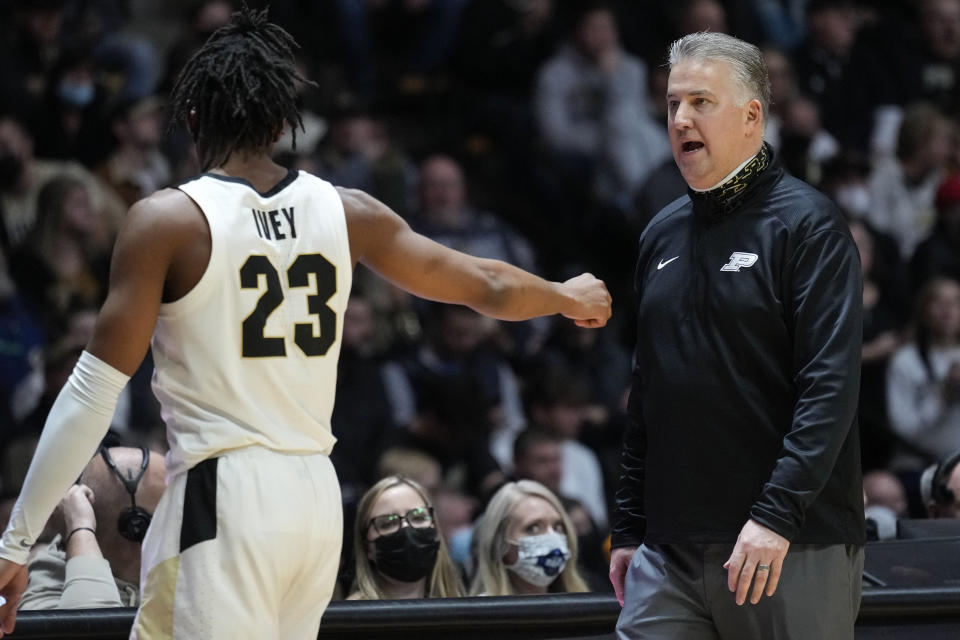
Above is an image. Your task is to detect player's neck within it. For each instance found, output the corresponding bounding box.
[213,152,290,193]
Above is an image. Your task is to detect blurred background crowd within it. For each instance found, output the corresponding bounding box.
[1,0,960,604]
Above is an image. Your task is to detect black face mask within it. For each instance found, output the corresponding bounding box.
[372,525,440,583]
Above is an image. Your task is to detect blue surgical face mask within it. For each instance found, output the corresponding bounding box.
[506,531,570,587]
[58,82,94,108]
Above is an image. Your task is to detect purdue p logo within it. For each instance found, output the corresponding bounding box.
[720,252,758,272]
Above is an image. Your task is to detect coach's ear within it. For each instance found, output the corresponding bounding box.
[744,99,762,135]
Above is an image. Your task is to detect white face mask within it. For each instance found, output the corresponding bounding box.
[506,531,570,587]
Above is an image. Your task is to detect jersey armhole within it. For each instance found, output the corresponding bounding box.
[158,188,218,318]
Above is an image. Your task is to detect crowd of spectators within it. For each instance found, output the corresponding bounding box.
[3,0,960,608]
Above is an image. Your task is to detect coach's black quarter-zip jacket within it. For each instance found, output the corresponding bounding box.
[612,146,866,548]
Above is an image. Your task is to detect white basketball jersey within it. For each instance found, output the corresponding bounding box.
[152,170,352,479]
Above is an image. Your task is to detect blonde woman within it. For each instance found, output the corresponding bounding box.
[470,480,588,596]
[350,476,464,599]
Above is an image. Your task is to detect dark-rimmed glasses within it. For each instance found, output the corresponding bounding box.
[367,506,434,536]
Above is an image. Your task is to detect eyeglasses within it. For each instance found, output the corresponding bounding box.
[367,506,434,536]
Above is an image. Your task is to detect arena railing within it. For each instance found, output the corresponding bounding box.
[10,587,960,639]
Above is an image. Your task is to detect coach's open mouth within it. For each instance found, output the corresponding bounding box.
[682,141,704,153]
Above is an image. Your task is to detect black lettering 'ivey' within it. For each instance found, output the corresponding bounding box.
[251,207,297,240]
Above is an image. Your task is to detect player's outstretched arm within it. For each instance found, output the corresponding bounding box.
[341,188,612,326]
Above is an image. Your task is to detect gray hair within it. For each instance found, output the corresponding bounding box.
[668,32,771,119]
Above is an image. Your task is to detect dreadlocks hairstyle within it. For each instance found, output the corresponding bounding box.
[169,4,312,170]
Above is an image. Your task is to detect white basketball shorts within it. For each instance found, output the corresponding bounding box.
[130,447,342,639]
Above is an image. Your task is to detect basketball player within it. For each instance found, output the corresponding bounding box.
[0,7,611,639]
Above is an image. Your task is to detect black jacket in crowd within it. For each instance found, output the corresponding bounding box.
[611,148,866,548]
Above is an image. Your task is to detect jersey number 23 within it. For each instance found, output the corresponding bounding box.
[239,253,337,358]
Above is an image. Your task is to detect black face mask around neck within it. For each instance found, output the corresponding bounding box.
[690,142,772,219]
[372,525,440,583]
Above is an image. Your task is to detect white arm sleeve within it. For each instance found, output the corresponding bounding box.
[0,351,129,565]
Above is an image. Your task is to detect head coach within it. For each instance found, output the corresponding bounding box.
[609,32,865,640]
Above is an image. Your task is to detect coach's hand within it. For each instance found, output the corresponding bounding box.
[0,558,28,637]
[723,519,789,606]
[609,546,638,607]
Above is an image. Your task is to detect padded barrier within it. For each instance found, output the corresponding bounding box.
[10,588,960,640]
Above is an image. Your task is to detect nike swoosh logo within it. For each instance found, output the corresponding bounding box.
[657,256,679,270]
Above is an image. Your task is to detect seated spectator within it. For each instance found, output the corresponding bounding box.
[8,325,86,454]
[512,427,610,591]
[86,6,161,105]
[349,476,463,600]
[758,46,793,152]
[0,113,124,249]
[791,0,860,140]
[821,151,912,317]
[338,447,445,596]
[375,447,475,544]
[533,2,670,212]
[533,317,631,420]
[411,155,544,354]
[850,219,905,469]
[887,277,960,464]
[912,173,960,288]
[96,96,171,206]
[0,244,45,427]
[376,449,442,497]
[19,446,165,609]
[452,0,558,150]
[863,470,909,540]
[866,103,952,260]
[920,449,960,518]
[29,45,109,166]
[775,95,840,184]
[454,0,558,103]
[383,302,524,486]
[0,0,69,118]
[330,291,398,504]
[470,480,588,596]
[8,175,112,329]
[820,149,873,218]
[380,371,506,501]
[886,0,960,119]
[314,108,413,217]
[330,0,468,101]
[412,154,536,273]
[523,369,607,530]
[512,428,564,497]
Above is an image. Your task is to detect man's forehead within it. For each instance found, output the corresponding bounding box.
[667,58,733,95]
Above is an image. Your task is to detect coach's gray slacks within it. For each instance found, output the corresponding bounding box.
[616,542,864,640]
